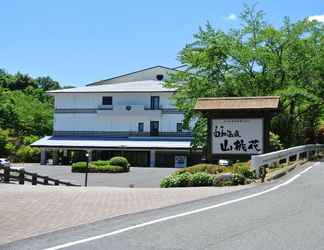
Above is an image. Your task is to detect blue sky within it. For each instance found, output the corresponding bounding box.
[0,0,323,86]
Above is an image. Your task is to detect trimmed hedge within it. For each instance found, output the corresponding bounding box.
[72,157,130,173]
[110,157,130,172]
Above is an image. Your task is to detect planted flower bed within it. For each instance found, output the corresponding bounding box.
[72,157,130,173]
[160,162,255,188]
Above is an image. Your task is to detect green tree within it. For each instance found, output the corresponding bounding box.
[166,4,324,148]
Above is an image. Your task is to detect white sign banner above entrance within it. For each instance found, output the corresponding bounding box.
[211,119,263,155]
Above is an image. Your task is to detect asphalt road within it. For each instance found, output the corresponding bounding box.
[3,160,324,250]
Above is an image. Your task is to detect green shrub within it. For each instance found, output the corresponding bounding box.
[72,161,87,172]
[72,161,128,173]
[232,163,255,179]
[191,172,213,186]
[232,173,246,185]
[95,165,124,173]
[160,173,192,188]
[16,145,40,162]
[176,164,224,175]
[175,172,192,187]
[269,132,284,151]
[110,156,130,171]
[160,175,178,188]
[91,160,111,167]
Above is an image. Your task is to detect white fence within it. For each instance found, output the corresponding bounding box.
[251,144,324,177]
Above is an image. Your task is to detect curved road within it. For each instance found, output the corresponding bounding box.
[3,160,324,250]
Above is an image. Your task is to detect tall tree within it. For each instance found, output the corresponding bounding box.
[166,4,324,148]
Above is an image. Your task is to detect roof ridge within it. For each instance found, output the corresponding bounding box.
[198,96,280,100]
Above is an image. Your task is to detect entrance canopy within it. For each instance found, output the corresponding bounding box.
[31,136,192,150]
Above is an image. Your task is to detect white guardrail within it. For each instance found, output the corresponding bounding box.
[251,144,324,177]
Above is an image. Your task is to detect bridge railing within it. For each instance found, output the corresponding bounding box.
[251,144,324,177]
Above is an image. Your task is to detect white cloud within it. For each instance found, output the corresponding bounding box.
[308,15,324,23]
[225,13,237,21]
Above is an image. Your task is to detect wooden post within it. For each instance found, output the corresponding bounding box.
[4,167,10,183]
[18,169,25,185]
[44,176,49,185]
[54,180,59,186]
[32,174,37,185]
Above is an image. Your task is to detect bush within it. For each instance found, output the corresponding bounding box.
[176,164,224,175]
[110,156,130,171]
[213,173,246,186]
[160,175,178,188]
[72,160,129,173]
[95,165,124,173]
[232,173,246,185]
[191,172,213,186]
[160,172,192,188]
[232,163,255,179]
[269,132,284,151]
[72,162,87,172]
[91,160,111,167]
[16,145,40,162]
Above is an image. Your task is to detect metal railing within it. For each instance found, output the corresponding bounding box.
[251,144,324,177]
[0,166,80,186]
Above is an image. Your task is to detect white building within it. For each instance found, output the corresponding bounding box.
[32,66,201,167]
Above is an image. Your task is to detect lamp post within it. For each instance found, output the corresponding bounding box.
[84,151,90,187]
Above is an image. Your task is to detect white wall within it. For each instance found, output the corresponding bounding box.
[54,113,186,132]
[55,92,175,109]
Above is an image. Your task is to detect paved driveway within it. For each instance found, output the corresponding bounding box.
[11,163,175,187]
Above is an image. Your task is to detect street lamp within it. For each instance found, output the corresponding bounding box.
[84,151,90,187]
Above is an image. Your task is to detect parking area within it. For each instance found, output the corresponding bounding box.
[11,163,175,187]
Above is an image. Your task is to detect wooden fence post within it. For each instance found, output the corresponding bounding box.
[32,173,37,185]
[44,176,49,185]
[54,180,59,186]
[4,167,10,183]
[18,169,25,185]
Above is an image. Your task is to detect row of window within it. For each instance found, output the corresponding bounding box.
[137,122,183,133]
[102,96,161,109]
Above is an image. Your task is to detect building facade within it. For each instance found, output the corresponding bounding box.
[32,66,200,167]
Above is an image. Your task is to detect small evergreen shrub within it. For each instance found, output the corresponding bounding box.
[191,172,213,186]
[232,163,255,179]
[91,160,111,167]
[95,165,124,173]
[232,173,246,185]
[175,164,224,175]
[110,157,130,171]
[72,162,87,172]
[71,160,129,173]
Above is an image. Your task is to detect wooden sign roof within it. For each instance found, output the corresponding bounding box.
[194,96,280,111]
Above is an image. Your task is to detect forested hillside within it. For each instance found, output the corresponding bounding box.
[0,70,71,161]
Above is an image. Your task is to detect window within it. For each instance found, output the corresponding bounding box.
[102,96,112,105]
[138,122,144,132]
[177,123,183,132]
[150,121,159,136]
[150,96,160,110]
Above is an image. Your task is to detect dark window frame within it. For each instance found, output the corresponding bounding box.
[150,121,159,136]
[176,123,183,132]
[138,122,144,132]
[150,96,160,110]
[102,96,113,105]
